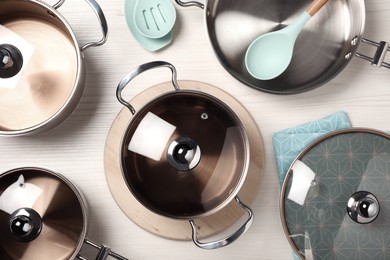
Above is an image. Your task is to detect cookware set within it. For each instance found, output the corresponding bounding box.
[0,0,389,259]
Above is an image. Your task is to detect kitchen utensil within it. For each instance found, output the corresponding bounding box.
[105,79,263,242]
[175,0,390,94]
[133,0,176,39]
[0,167,127,260]
[245,0,329,80]
[0,0,108,135]
[125,0,172,51]
[280,128,390,259]
[111,61,264,249]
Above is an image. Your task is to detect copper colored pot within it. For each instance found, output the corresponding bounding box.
[0,167,127,260]
[0,0,108,135]
[115,61,262,249]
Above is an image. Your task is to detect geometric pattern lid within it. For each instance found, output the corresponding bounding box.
[281,128,390,259]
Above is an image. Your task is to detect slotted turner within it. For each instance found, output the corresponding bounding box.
[133,0,176,39]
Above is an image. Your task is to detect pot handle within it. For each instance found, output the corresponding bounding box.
[52,0,108,52]
[77,238,128,260]
[116,61,180,115]
[175,0,204,9]
[355,38,390,69]
[189,196,253,250]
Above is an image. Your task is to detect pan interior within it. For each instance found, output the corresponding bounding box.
[0,1,78,131]
[121,91,248,219]
[206,0,365,93]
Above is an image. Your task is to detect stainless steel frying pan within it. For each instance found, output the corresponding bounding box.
[176,0,389,94]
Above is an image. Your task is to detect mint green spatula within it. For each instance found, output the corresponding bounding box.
[245,0,329,80]
[133,0,176,39]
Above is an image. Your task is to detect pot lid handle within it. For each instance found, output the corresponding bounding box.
[116,61,180,115]
[9,208,42,242]
[0,44,23,79]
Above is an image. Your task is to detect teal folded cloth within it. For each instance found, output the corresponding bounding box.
[272,111,351,187]
[272,111,352,260]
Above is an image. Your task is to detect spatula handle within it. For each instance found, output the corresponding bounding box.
[306,0,329,16]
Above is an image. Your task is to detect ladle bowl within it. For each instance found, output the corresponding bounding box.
[245,0,329,80]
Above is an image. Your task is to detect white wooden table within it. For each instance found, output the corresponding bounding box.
[1,0,390,259]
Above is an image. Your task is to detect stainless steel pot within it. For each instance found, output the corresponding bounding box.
[115,61,258,249]
[0,0,108,135]
[0,167,127,260]
[176,0,389,94]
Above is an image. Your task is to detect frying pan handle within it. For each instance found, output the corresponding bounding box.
[52,0,108,52]
[175,0,204,9]
[77,239,128,260]
[356,38,390,69]
[116,61,180,115]
[189,196,253,250]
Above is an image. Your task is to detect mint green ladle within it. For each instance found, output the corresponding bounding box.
[245,0,329,80]
[133,0,176,39]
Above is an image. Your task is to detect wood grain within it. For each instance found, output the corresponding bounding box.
[307,0,330,16]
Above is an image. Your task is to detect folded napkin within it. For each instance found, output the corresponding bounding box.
[272,111,351,187]
[272,111,351,260]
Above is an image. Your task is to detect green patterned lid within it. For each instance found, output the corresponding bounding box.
[281,128,390,259]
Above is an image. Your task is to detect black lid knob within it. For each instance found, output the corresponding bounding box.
[9,208,42,242]
[0,44,23,79]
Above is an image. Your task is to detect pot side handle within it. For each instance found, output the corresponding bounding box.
[53,0,108,52]
[116,61,180,115]
[189,196,254,250]
[356,38,390,69]
[175,0,204,9]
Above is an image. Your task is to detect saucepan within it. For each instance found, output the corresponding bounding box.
[175,0,389,94]
[0,0,108,135]
[0,167,127,259]
[115,61,264,249]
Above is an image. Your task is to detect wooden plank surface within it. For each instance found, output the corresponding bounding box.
[1,0,390,259]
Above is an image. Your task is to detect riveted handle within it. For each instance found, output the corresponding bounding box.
[116,61,180,115]
[189,196,253,250]
[356,38,390,69]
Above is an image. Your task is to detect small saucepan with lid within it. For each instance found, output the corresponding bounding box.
[0,167,127,260]
[0,0,108,135]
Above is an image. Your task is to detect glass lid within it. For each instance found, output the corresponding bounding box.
[121,91,248,219]
[0,1,78,132]
[281,128,390,259]
[0,167,86,260]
